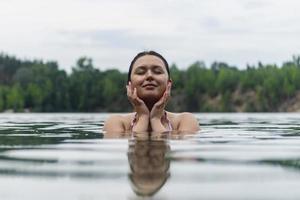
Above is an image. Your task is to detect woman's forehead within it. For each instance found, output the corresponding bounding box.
[133,55,165,69]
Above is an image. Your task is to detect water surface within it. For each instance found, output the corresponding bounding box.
[1,113,300,200]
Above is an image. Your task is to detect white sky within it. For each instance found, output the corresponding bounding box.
[1,0,300,72]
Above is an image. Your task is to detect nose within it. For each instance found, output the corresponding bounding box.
[145,70,154,80]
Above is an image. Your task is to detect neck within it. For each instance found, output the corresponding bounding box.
[145,101,155,111]
[142,97,166,114]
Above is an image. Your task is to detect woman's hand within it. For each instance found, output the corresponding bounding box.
[127,81,149,116]
[150,81,171,121]
[127,82,149,132]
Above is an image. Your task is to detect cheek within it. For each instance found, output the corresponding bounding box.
[130,77,143,87]
[131,82,142,90]
[159,75,168,83]
[160,85,167,94]
[160,78,169,89]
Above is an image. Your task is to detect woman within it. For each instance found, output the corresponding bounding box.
[104,51,200,133]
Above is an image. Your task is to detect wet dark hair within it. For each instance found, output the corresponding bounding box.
[127,51,170,83]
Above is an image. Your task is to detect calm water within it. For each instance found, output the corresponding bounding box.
[1,113,300,199]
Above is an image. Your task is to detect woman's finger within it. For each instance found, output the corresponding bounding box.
[126,85,131,97]
[166,82,171,95]
[165,90,170,102]
[127,85,134,102]
[127,85,139,107]
[164,82,171,103]
[131,88,144,106]
[132,88,138,99]
[154,92,166,108]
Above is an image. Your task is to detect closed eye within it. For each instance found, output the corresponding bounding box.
[134,68,146,75]
[153,69,163,74]
[153,66,164,74]
[134,65,165,75]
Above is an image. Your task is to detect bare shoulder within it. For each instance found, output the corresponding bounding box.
[103,113,135,132]
[167,112,200,132]
[178,112,198,120]
[167,112,198,121]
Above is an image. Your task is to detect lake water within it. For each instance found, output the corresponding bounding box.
[1,113,300,200]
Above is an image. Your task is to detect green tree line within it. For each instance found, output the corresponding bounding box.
[1,53,300,112]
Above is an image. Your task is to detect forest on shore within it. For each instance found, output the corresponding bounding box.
[1,53,300,112]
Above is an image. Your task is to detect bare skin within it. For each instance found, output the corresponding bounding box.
[103,55,200,133]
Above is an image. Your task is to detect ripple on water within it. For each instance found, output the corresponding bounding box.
[0,113,300,200]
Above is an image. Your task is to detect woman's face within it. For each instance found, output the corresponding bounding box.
[130,55,169,102]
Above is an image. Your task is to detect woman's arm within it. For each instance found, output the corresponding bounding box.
[178,113,200,132]
[132,114,149,132]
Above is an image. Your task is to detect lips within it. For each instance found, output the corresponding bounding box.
[142,83,157,87]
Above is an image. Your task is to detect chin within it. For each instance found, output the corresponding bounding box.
[139,92,162,103]
[138,87,164,100]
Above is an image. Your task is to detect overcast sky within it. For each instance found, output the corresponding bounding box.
[1,0,300,72]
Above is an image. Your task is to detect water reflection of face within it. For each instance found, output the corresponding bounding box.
[127,134,170,197]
